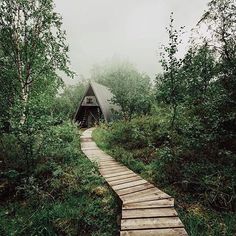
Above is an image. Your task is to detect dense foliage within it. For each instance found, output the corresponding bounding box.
[0,0,235,235]
[0,0,73,126]
[92,0,236,235]
[0,1,118,235]
[91,61,153,120]
[53,81,87,120]
[1,123,118,235]
[0,0,74,171]
[94,113,236,235]
[156,1,236,211]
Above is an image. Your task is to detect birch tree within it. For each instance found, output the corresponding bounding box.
[0,0,73,125]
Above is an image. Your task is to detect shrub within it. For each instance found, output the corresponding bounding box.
[0,122,119,235]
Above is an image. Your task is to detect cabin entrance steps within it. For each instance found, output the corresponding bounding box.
[81,128,188,236]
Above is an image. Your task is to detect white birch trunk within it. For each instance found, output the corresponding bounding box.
[20,84,29,125]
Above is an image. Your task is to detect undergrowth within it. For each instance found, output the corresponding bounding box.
[0,123,119,236]
[93,120,236,236]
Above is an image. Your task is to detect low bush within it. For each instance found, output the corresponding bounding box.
[93,116,236,236]
[0,123,119,236]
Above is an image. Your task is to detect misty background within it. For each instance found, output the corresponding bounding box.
[54,0,209,84]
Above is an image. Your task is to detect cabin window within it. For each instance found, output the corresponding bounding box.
[86,97,93,104]
[82,96,97,106]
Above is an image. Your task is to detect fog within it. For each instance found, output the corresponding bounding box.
[54,0,209,84]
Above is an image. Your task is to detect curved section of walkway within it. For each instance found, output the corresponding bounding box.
[81,128,188,236]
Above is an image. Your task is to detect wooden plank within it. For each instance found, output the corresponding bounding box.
[97,155,113,159]
[116,183,154,196]
[81,146,99,151]
[99,160,118,164]
[82,152,97,157]
[120,188,169,203]
[99,160,118,163]
[93,152,111,156]
[123,192,171,204]
[105,173,138,182]
[121,217,184,230]
[81,144,98,148]
[100,165,124,170]
[122,207,178,218]
[91,158,112,162]
[90,154,111,158]
[90,157,112,161]
[103,170,133,178]
[83,149,104,154]
[99,163,123,168]
[123,199,175,210]
[120,228,188,236]
[113,180,148,191]
[84,154,112,160]
[99,165,124,170]
[99,162,118,166]
[81,142,97,148]
[80,137,92,141]
[81,146,98,149]
[108,176,142,186]
[99,165,124,171]
[99,163,119,167]
[94,155,112,158]
[120,187,163,200]
[81,147,100,151]
[99,164,124,170]
[100,167,129,175]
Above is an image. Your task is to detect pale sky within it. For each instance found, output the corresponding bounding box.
[54,0,209,85]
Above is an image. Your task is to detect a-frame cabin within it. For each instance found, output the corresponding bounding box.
[74,82,118,127]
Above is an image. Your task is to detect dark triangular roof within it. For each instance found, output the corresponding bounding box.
[74,81,119,122]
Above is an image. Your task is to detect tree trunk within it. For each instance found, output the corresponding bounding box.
[170,103,177,132]
[20,84,29,125]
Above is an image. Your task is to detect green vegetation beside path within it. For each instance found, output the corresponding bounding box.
[93,121,236,236]
[0,123,119,235]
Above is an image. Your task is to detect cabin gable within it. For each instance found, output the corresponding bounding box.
[74,82,119,128]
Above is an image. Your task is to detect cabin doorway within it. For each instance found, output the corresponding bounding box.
[87,113,92,127]
[87,110,97,127]
[78,106,101,128]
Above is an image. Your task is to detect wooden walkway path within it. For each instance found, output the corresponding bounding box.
[81,128,188,236]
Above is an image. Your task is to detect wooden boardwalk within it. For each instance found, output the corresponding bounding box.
[81,128,188,236]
